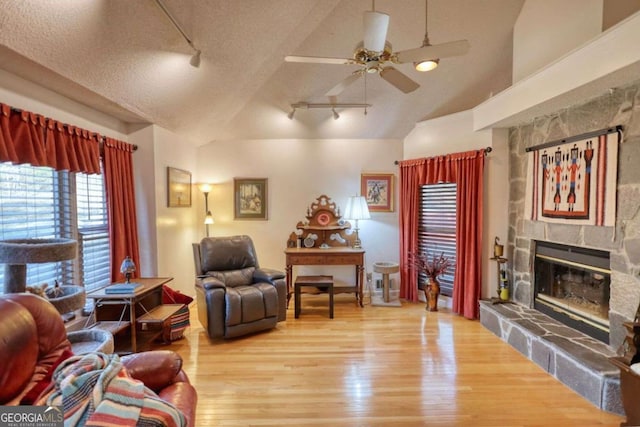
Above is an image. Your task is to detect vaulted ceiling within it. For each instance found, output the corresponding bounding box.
[0,0,525,145]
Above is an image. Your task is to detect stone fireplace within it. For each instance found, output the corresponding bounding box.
[480,80,640,415]
[533,241,611,343]
[506,79,640,351]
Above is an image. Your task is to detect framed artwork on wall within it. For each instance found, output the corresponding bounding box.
[167,167,192,207]
[361,173,394,212]
[234,178,268,220]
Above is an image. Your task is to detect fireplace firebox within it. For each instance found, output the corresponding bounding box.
[534,241,610,343]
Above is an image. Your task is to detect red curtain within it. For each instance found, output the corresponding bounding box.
[398,149,485,319]
[1,102,139,283]
[0,103,100,174]
[103,137,140,283]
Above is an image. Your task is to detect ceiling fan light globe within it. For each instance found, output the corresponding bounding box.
[415,58,439,72]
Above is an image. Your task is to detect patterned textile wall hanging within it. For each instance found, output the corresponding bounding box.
[525,127,621,226]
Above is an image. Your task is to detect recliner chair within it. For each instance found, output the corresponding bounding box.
[193,235,287,339]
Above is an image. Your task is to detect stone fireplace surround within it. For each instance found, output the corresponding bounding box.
[480,79,640,415]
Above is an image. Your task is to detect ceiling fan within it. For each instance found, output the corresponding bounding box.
[285,0,470,96]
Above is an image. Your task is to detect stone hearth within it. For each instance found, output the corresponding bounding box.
[480,301,623,415]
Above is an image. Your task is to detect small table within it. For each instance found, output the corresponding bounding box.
[85,277,182,353]
[295,275,334,319]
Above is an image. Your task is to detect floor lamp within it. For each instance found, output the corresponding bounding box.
[198,183,214,236]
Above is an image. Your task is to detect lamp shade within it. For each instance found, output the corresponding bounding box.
[120,256,136,276]
[344,196,371,221]
[198,183,212,193]
[204,211,215,225]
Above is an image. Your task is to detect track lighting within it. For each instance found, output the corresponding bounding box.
[155,0,202,68]
[190,50,201,68]
[287,102,371,119]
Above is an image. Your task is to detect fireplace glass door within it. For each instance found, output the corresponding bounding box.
[534,241,610,343]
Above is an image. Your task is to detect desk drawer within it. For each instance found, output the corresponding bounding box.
[288,255,326,264]
[288,254,362,265]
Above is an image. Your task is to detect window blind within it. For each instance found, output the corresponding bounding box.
[418,183,457,296]
[0,162,110,294]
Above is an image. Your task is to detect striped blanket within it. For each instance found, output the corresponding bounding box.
[47,352,186,427]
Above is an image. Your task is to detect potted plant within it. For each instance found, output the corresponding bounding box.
[408,250,452,311]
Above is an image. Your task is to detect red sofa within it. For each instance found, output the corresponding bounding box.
[0,293,197,426]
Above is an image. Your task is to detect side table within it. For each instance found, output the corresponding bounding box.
[85,277,183,353]
[295,275,334,319]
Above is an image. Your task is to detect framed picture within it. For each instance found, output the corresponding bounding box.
[234,178,268,220]
[167,167,192,207]
[361,173,394,212]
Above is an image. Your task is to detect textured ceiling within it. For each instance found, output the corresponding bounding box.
[0,0,524,145]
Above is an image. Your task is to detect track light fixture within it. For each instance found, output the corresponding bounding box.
[190,50,201,68]
[154,0,202,68]
[287,102,371,120]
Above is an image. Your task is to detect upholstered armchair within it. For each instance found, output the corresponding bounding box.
[193,235,287,339]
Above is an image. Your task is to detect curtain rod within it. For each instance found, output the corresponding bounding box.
[393,146,492,165]
[9,106,138,151]
[525,125,622,153]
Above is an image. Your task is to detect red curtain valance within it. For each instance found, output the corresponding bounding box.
[0,102,101,174]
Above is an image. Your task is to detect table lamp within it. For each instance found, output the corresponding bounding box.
[344,195,370,249]
[120,256,136,284]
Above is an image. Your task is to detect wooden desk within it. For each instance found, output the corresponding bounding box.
[284,247,365,307]
[86,277,181,353]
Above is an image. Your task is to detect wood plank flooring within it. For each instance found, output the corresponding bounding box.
[157,294,625,426]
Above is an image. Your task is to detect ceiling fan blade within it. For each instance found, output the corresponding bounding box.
[379,67,420,93]
[325,73,362,97]
[395,40,470,64]
[285,55,356,65]
[363,11,389,52]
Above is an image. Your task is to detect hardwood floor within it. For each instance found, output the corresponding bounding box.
[158,294,624,426]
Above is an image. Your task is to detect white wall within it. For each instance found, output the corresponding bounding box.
[149,126,199,296]
[403,110,510,300]
[196,138,402,287]
[513,0,603,83]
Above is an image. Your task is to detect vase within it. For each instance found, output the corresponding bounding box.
[424,277,440,312]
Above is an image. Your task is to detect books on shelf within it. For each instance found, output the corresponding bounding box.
[105,283,141,294]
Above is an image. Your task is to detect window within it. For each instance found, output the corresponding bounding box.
[0,162,111,294]
[418,183,457,296]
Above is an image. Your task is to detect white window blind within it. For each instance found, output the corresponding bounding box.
[418,183,457,297]
[0,162,110,294]
[76,172,111,292]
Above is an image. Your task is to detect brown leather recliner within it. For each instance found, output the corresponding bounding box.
[0,293,197,426]
[193,235,287,339]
